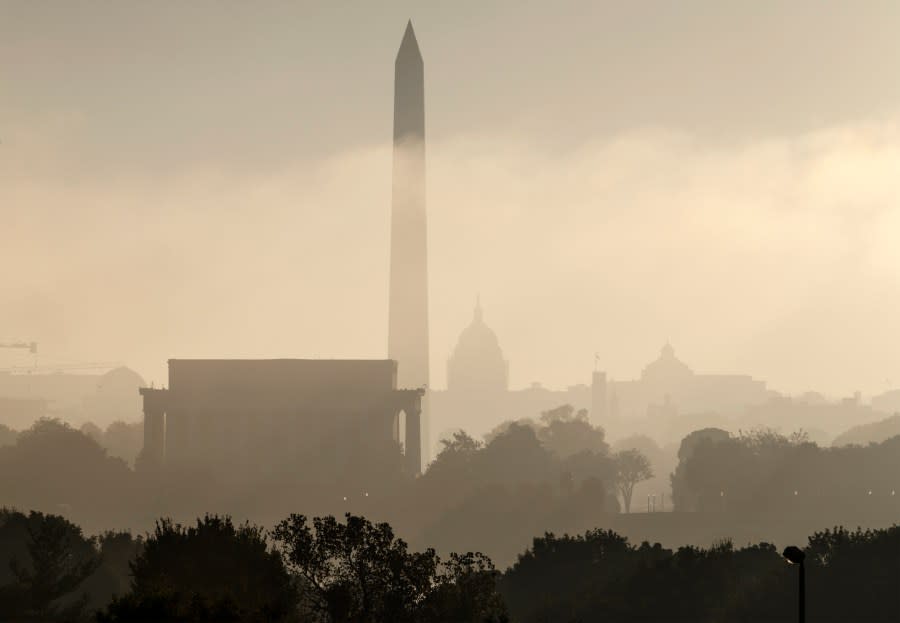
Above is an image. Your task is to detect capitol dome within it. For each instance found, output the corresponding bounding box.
[95,366,146,396]
[640,343,694,386]
[447,298,508,394]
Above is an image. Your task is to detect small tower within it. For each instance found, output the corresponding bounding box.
[591,369,608,422]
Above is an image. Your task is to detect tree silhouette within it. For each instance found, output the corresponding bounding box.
[670,428,730,511]
[537,405,609,458]
[273,513,507,623]
[0,419,134,526]
[421,552,508,623]
[273,513,438,622]
[4,511,100,621]
[99,514,297,622]
[613,449,653,513]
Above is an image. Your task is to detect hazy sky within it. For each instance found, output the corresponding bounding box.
[1,2,899,397]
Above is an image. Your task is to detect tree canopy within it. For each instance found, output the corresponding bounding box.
[272,512,507,623]
[99,514,298,622]
[0,509,100,621]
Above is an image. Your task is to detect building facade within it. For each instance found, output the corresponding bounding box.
[139,359,424,480]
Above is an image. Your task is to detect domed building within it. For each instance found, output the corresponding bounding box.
[446,299,508,394]
[609,343,770,422]
[95,366,146,396]
[429,298,596,454]
[82,366,145,425]
[640,343,694,389]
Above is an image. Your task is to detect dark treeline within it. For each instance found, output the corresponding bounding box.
[2,414,900,621]
[2,414,900,569]
[0,509,506,622]
[0,410,627,546]
[502,524,900,623]
[1,507,899,622]
[672,427,900,513]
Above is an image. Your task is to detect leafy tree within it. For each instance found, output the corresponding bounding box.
[803,526,900,622]
[272,513,507,623]
[2,510,100,621]
[425,431,482,485]
[421,552,508,623]
[0,419,134,525]
[559,450,616,495]
[613,449,653,513]
[675,428,730,464]
[482,418,538,445]
[500,529,640,623]
[537,405,609,458]
[671,427,831,513]
[273,513,438,623]
[502,524,900,623]
[477,423,555,486]
[415,422,618,567]
[99,514,297,622]
[101,421,144,466]
[79,422,104,443]
[670,428,730,511]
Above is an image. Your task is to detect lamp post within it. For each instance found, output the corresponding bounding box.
[782,545,805,623]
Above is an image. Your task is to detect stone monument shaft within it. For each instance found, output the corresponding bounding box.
[388,21,429,466]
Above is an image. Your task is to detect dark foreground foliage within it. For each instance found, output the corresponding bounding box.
[91,512,507,623]
[1,507,898,622]
[501,524,900,623]
[98,515,297,622]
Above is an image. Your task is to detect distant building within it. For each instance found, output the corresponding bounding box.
[138,359,424,481]
[430,301,595,450]
[0,366,144,429]
[870,389,900,414]
[82,366,145,425]
[447,298,508,395]
[608,343,770,421]
[429,303,771,456]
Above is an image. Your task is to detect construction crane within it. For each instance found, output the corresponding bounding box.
[0,341,37,354]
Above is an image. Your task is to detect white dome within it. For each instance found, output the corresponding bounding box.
[447,300,508,393]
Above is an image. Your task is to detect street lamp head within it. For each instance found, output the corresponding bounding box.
[782,545,805,565]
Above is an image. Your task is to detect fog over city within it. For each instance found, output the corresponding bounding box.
[2,4,899,622]
[2,2,899,395]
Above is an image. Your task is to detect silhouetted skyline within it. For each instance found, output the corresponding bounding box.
[1,9,899,621]
[2,5,900,396]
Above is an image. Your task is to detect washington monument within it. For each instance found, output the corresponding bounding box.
[388,21,429,466]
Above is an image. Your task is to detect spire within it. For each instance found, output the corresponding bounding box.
[396,20,422,64]
[473,294,483,323]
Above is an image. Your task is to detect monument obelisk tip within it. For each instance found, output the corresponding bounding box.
[397,19,421,62]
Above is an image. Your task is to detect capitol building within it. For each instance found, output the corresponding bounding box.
[428,299,772,454]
